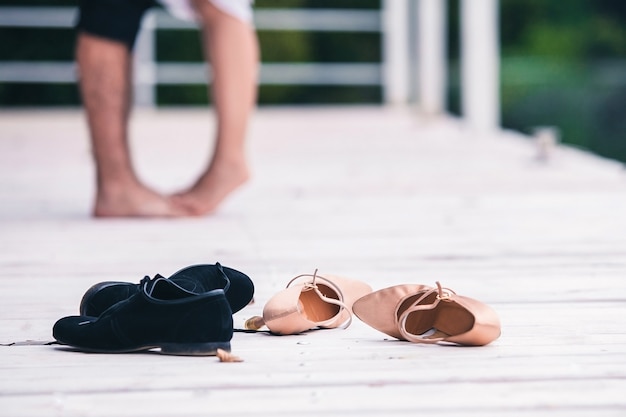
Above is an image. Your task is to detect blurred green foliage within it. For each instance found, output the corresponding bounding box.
[498,0,626,163]
[0,0,624,162]
[446,0,626,162]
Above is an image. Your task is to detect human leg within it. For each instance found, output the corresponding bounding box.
[175,0,259,215]
[76,0,188,217]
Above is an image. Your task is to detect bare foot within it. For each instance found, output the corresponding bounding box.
[93,183,191,218]
[174,160,250,216]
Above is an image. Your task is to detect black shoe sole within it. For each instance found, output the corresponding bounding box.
[56,340,231,356]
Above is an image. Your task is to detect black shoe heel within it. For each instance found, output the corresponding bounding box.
[159,341,231,356]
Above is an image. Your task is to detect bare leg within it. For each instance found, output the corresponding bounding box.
[175,1,259,215]
[77,33,188,217]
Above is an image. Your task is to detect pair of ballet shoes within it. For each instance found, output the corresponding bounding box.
[247,271,501,347]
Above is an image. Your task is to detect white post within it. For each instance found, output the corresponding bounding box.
[416,0,447,117]
[382,0,410,105]
[133,12,157,107]
[460,0,500,130]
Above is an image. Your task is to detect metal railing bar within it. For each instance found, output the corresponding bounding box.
[0,62,76,83]
[0,62,381,86]
[253,9,381,32]
[157,63,381,85]
[259,63,380,85]
[0,7,381,32]
[0,7,76,28]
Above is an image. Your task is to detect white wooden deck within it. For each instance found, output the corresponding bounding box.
[1,107,625,416]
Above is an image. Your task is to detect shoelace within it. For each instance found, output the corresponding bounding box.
[95,275,154,320]
[293,269,352,329]
[397,281,456,343]
[215,262,231,294]
[140,275,151,289]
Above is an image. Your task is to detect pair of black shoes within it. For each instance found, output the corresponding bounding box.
[53,263,254,356]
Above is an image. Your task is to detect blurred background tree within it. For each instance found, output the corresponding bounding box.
[497,0,626,164]
[0,0,624,162]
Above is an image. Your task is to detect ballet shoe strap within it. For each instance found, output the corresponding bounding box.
[295,269,352,329]
[244,269,353,331]
[398,281,454,343]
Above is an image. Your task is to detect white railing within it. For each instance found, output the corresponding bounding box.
[0,1,500,130]
[460,0,500,130]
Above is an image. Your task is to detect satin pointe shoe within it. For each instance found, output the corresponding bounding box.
[354,282,500,346]
[353,283,434,340]
[246,269,372,335]
[79,263,254,317]
[53,276,233,355]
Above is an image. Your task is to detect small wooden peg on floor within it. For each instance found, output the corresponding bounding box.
[217,348,243,363]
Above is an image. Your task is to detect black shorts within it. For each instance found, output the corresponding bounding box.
[76,0,157,49]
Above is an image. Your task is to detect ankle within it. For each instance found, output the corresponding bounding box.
[96,175,143,195]
[204,155,250,183]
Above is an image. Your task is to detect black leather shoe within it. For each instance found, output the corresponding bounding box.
[79,263,254,317]
[54,276,233,355]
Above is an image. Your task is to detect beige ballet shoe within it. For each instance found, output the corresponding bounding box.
[245,270,372,335]
[354,282,501,346]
